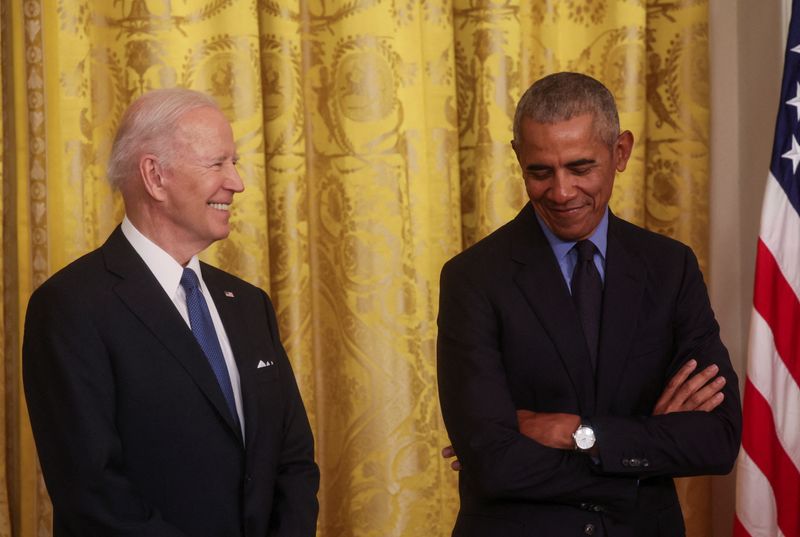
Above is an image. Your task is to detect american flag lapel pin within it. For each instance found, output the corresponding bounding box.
[224,291,235,297]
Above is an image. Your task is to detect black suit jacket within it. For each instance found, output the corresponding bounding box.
[437,205,741,537]
[23,227,319,537]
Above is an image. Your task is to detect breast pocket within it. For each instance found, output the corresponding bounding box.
[253,356,280,383]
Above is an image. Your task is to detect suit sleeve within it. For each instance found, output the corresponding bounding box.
[591,246,742,478]
[260,291,320,537]
[437,260,638,510]
[22,285,189,537]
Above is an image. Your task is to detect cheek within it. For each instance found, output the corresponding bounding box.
[524,180,546,201]
[587,175,614,204]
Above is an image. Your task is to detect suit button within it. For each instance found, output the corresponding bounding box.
[245,474,252,483]
[622,459,629,466]
[580,502,588,510]
[630,458,641,467]
[642,459,650,468]
[592,505,603,512]
[584,523,595,535]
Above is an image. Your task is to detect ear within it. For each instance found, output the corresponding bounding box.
[614,130,634,172]
[511,139,523,167]
[139,154,168,202]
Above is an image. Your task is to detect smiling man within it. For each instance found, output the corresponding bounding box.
[23,89,319,537]
[437,73,741,536]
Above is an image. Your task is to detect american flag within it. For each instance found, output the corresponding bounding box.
[734,1,800,536]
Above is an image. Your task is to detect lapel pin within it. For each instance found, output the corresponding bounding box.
[224,291,235,297]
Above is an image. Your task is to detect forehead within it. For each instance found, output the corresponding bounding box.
[173,106,233,143]
[517,114,605,152]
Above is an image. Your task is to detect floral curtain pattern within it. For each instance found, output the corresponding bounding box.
[1,1,711,535]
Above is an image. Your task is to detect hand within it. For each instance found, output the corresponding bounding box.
[516,410,580,450]
[442,445,461,471]
[653,359,726,415]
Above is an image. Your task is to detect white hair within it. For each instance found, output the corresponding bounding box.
[106,88,220,189]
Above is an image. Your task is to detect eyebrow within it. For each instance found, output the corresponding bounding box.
[525,158,597,172]
[566,158,597,167]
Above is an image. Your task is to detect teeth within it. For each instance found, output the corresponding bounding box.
[208,203,230,211]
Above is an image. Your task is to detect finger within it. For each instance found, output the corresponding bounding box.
[672,364,719,407]
[696,391,724,412]
[685,376,726,410]
[442,445,455,458]
[450,460,462,471]
[654,359,697,413]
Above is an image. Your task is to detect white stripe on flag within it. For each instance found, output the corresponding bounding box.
[747,309,800,471]
[760,173,800,299]
[736,449,784,537]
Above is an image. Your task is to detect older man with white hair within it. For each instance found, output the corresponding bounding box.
[23,88,319,537]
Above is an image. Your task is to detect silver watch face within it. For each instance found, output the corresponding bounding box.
[574,425,596,450]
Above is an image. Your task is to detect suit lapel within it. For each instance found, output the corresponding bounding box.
[595,215,645,414]
[510,206,596,416]
[203,265,259,448]
[101,227,242,440]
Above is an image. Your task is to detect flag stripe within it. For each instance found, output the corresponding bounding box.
[733,516,752,537]
[741,380,800,537]
[747,311,800,471]
[736,1,800,531]
[759,173,800,301]
[753,240,800,388]
[734,449,781,537]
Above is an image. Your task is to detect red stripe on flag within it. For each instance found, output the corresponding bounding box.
[741,379,800,536]
[753,239,800,385]
[732,515,752,537]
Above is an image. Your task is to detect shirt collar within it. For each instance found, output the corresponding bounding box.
[121,216,202,298]
[534,206,609,263]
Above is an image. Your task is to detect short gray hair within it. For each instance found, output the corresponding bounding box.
[512,72,620,147]
[107,88,220,189]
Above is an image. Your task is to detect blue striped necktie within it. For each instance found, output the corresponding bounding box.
[180,267,240,427]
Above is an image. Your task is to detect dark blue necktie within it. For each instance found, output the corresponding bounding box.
[180,267,240,426]
[571,240,602,371]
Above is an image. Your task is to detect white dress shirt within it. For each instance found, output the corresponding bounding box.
[121,217,244,435]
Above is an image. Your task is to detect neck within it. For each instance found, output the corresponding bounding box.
[125,210,206,266]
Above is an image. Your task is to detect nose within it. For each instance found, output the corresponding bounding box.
[226,163,245,193]
[548,170,577,203]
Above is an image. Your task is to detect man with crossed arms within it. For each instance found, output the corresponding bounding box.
[438,72,741,536]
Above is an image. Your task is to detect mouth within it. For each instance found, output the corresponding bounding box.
[548,205,587,215]
[208,202,231,211]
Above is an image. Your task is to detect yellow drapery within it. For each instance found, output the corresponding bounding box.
[1,1,711,536]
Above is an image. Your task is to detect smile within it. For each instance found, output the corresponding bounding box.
[208,202,231,211]
[549,205,586,214]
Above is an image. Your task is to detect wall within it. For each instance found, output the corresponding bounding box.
[708,0,785,534]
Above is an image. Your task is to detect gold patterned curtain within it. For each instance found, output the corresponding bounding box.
[1,1,711,536]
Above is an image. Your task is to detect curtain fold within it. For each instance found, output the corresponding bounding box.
[0,1,712,535]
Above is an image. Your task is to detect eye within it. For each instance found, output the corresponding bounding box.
[526,170,552,180]
[570,167,591,176]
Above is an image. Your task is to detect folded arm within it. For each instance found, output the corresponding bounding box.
[437,261,638,509]
[511,248,741,479]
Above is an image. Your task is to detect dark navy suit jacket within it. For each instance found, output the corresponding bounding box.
[24,226,319,537]
[437,204,741,537]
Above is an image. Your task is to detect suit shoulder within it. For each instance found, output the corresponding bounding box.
[612,216,693,259]
[442,218,516,274]
[199,263,271,300]
[31,248,107,301]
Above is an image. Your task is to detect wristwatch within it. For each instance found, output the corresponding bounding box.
[573,424,596,451]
